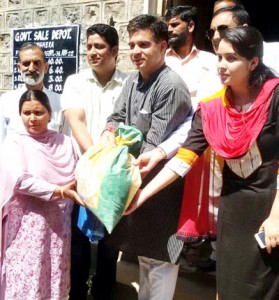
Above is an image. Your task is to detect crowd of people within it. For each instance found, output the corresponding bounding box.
[1,1,279,300]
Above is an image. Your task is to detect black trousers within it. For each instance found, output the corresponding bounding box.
[69,205,91,300]
[69,204,119,300]
[92,237,119,300]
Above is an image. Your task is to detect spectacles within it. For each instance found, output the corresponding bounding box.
[206,25,229,40]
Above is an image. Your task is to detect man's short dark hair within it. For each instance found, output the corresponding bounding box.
[127,14,168,43]
[212,6,251,26]
[165,6,198,24]
[86,24,119,48]
[165,6,198,34]
[18,42,46,62]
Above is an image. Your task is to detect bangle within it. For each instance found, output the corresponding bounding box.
[60,187,65,199]
[107,126,115,133]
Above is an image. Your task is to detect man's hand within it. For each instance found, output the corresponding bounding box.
[100,130,116,147]
[134,147,167,176]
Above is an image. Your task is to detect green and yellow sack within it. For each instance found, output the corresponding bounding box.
[75,124,143,233]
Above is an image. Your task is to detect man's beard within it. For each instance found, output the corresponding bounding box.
[20,70,44,86]
[168,31,187,49]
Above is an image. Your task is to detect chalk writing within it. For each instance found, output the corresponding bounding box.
[12,25,80,93]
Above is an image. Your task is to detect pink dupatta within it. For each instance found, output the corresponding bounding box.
[200,78,279,159]
[0,130,77,286]
[177,78,279,241]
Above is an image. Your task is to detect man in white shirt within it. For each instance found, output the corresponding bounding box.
[61,23,128,300]
[165,5,217,110]
[0,43,63,138]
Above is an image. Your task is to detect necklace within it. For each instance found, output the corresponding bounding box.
[226,87,255,112]
[234,102,253,112]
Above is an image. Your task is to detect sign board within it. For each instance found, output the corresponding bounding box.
[12,25,80,94]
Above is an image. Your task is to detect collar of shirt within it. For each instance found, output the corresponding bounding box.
[84,68,125,88]
[166,45,198,65]
[16,85,48,93]
[135,63,167,90]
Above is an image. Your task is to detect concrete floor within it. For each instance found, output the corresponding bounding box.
[90,242,216,299]
[114,258,216,300]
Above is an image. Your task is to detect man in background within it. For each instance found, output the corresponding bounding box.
[208,5,279,75]
[0,42,63,139]
[164,5,217,110]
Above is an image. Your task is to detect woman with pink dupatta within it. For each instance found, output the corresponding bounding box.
[127,27,279,299]
[0,90,83,300]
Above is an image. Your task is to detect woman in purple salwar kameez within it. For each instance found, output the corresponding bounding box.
[0,90,82,300]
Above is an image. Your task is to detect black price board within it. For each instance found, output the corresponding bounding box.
[12,25,80,94]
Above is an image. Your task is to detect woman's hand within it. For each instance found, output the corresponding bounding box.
[259,190,279,253]
[124,166,180,215]
[124,189,147,215]
[54,180,85,207]
[259,216,279,254]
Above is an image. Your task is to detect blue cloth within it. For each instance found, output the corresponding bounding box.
[77,206,105,243]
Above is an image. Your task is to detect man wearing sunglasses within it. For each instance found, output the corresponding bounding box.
[193,6,251,103]
[208,6,250,53]
[207,6,279,75]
